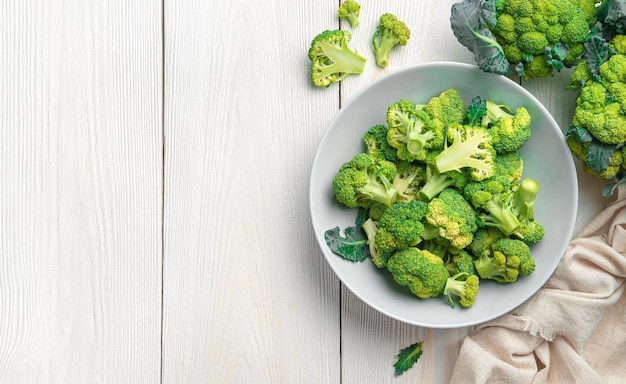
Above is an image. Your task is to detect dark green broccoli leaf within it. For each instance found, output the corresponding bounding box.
[394,341,423,376]
[466,96,487,126]
[603,169,626,196]
[567,125,594,143]
[567,125,624,174]
[584,25,615,81]
[324,208,369,261]
[545,44,568,72]
[597,0,626,38]
[450,0,510,75]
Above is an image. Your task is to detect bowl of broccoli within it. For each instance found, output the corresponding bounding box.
[309,61,578,328]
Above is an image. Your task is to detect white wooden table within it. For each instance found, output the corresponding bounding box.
[0,1,611,383]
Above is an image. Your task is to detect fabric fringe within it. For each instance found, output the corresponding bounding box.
[516,315,557,342]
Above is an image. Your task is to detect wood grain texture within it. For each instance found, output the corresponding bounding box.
[161,1,341,383]
[0,1,162,382]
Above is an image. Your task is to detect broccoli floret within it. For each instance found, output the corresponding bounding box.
[386,100,444,162]
[364,124,399,163]
[338,0,361,28]
[465,176,521,236]
[466,226,505,258]
[482,100,532,154]
[332,153,398,208]
[443,248,477,278]
[418,165,471,201]
[372,13,411,68]
[474,237,535,283]
[494,151,524,185]
[572,81,626,145]
[444,272,480,308]
[386,248,449,298]
[308,29,366,87]
[566,133,624,179]
[374,201,429,267]
[425,188,478,249]
[434,124,496,181]
[361,218,380,264]
[422,89,467,129]
[511,178,546,244]
[392,161,426,202]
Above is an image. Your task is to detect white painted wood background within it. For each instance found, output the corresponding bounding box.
[0,0,610,383]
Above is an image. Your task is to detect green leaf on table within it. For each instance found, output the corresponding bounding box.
[394,341,423,376]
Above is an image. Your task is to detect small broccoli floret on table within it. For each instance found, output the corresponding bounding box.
[386,100,444,162]
[434,124,496,181]
[373,200,429,267]
[425,187,478,249]
[386,248,449,299]
[372,13,411,68]
[308,29,366,87]
[338,0,361,28]
[481,100,531,154]
[332,153,398,209]
[474,237,535,283]
[364,124,398,163]
[444,272,480,308]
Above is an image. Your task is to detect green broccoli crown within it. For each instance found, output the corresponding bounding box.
[434,124,496,181]
[482,101,532,154]
[392,161,427,202]
[372,13,411,67]
[466,226,505,258]
[309,29,366,87]
[338,0,361,28]
[425,188,478,249]
[418,165,471,202]
[489,0,596,78]
[423,89,467,128]
[444,272,480,308]
[386,248,449,298]
[474,237,535,282]
[375,200,429,257]
[332,153,398,208]
[364,124,399,163]
[494,151,524,185]
[511,178,546,244]
[573,80,626,145]
[386,100,444,162]
[444,248,477,279]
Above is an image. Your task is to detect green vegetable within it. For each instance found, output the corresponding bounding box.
[364,124,399,163]
[418,165,470,202]
[332,153,398,208]
[434,124,496,181]
[338,0,361,28]
[425,188,478,249]
[387,247,449,298]
[444,272,480,308]
[372,13,411,68]
[482,100,532,154]
[394,341,424,376]
[474,238,535,283]
[386,100,444,162]
[324,208,370,261]
[422,88,467,129]
[392,160,426,202]
[308,29,366,87]
[465,96,488,126]
[450,0,598,78]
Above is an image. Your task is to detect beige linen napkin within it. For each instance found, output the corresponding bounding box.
[450,185,626,384]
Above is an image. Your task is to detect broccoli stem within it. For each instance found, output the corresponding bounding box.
[346,13,359,28]
[373,31,397,67]
[480,198,520,236]
[474,257,503,281]
[359,176,398,207]
[406,120,436,155]
[318,41,366,78]
[419,168,455,201]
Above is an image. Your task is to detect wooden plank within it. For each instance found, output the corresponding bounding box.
[0,0,162,382]
[161,1,341,382]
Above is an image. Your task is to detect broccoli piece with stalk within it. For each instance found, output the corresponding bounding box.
[443,248,477,279]
[482,100,532,154]
[444,272,480,308]
[418,165,471,202]
[364,124,399,163]
[474,237,535,283]
[386,100,444,162]
[373,200,429,267]
[392,160,426,202]
[466,226,505,258]
[386,248,449,299]
[332,153,398,209]
[464,174,521,236]
[511,178,545,244]
[372,13,411,68]
[425,187,479,249]
[338,0,361,28]
[308,29,366,87]
[434,124,496,181]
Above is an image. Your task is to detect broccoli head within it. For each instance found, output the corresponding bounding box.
[386,100,444,162]
[392,161,427,202]
[309,29,366,87]
[364,124,399,163]
[572,81,626,145]
[372,13,411,68]
[444,272,480,308]
[443,248,477,278]
[482,100,532,154]
[422,88,467,129]
[332,153,398,208]
[464,176,521,236]
[338,0,361,28]
[425,187,478,249]
[466,226,505,258]
[474,237,535,283]
[494,151,524,185]
[418,165,471,202]
[386,248,449,299]
[434,124,496,181]
[374,201,429,264]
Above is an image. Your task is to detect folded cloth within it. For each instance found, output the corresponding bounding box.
[449,185,626,384]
